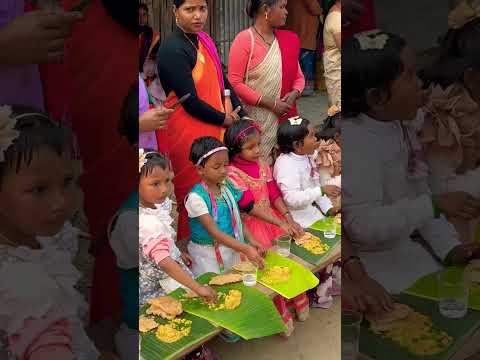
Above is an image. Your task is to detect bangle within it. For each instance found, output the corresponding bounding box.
[282,210,290,216]
[256,95,263,106]
[342,255,361,268]
[273,99,277,110]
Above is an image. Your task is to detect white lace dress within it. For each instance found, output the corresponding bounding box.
[0,222,99,359]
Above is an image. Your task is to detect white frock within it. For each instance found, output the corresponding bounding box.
[0,222,99,359]
[342,113,461,294]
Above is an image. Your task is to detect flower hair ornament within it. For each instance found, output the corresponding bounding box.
[0,106,20,163]
[288,116,303,126]
[448,0,480,29]
[354,29,389,50]
[139,149,147,173]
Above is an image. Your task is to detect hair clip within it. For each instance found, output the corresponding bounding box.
[288,116,303,126]
[0,105,20,162]
[354,29,389,50]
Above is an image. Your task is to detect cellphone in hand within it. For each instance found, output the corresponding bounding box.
[167,93,191,109]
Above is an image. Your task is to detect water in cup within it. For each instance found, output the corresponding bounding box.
[437,269,469,319]
[277,235,291,257]
[242,273,257,287]
[324,217,337,239]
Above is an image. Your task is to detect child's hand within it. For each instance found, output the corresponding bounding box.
[196,285,218,304]
[251,242,266,257]
[289,221,305,237]
[433,192,480,220]
[445,244,480,266]
[322,185,341,198]
[180,252,193,267]
[243,245,265,269]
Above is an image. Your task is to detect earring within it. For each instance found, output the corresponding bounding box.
[265,12,269,21]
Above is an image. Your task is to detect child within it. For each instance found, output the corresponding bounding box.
[419,3,480,243]
[342,29,477,294]
[185,136,265,276]
[139,150,217,305]
[0,106,99,359]
[273,116,340,309]
[273,117,338,229]
[223,120,309,334]
[315,109,342,211]
[224,119,304,248]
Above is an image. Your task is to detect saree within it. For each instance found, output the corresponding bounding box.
[163,33,225,242]
[243,29,301,160]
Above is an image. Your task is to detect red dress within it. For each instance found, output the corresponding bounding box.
[39,0,137,324]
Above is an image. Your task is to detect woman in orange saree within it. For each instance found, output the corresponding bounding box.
[158,0,246,242]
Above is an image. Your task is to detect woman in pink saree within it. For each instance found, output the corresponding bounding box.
[228,0,305,162]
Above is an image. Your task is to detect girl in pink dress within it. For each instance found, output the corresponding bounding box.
[224,119,309,336]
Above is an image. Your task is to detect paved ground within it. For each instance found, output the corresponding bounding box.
[210,297,341,360]
[297,90,329,128]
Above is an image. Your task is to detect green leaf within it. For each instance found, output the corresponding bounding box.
[169,273,287,340]
[257,250,320,299]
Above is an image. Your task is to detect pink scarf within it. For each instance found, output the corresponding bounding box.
[198,32,225,92]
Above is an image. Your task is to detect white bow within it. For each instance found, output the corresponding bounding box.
[289,116,303,126]
[354,29,389,51]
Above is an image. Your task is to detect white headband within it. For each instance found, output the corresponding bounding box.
[139,149,160,173]
[195,146,228,166]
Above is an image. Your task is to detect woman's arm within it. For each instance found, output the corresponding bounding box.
[158,47,227,125]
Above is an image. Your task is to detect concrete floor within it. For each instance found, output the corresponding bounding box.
[297,91,329,128]
[209,298,341,360]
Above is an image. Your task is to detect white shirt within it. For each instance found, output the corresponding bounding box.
[273,152,333,228]
[343,113,461,293]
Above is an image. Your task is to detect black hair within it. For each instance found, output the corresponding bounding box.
[224,119,260,158]
[420,18,480,88]
[119,83,139,146]
[246,0,278,18]
[139,3,148,12]
[277,118,311,154]
[342,31,407,117]
[316,112,341,141]
[189,136,225,166]
[174,0,208,7]
[0,106,74,188]
[140,150,170,178]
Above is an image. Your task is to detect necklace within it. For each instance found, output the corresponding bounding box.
[253,26,274,46]
[178,25,205,64]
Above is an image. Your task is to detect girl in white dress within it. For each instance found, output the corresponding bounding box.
[0,106,99,359]
[342,30,478,294]
[273,117,337,229]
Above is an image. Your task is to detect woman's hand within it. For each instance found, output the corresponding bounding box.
[272,100,292,117]
[0,10,83,65]
[286,218,305,237]
[139,105,174,132]
[433,192,480,220]
[223,106,242,127]
[281,90,300,107]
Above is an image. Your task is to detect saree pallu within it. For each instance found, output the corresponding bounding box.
[163,39,224,242]
[243,29,282,161]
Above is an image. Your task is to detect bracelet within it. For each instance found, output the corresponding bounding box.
[256,95,263,107]
[282,210,290,216]
[342,255,361,268]
[273,99,277,110]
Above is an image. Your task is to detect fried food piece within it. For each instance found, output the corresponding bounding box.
[209,273,242,286]
[294,233,330,255]
[146,296,183,320]
[139,315,158,333]
[156,318,192,343]
[232,262,256,273]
